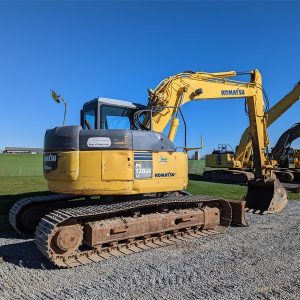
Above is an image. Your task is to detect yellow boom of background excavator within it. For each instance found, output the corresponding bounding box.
[204,82,300,184]
[9,69,287,268]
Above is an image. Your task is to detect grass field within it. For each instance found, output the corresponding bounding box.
[0,153,43,176]
[0,154,48,219]
[0,176,48,195]
[0,154,299,219]
[0,154,43,168]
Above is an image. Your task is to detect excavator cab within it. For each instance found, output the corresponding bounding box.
[80,98,143,130]
[212,144,234,155]
[280,148,296,168]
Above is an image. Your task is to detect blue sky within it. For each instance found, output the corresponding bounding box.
[0,1,299,154]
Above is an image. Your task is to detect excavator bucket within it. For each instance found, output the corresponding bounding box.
[245,179,288,214]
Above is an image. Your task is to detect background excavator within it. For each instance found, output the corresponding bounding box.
[271,122,300,182]
[203,82,300,184]
[9,69,287,268]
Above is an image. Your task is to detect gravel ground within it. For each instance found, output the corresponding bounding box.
[0,201,299,300]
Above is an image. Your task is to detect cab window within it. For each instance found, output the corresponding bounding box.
[84,110,96,130]
[100,105,131,129]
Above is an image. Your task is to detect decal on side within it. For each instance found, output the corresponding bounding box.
[159,156,168,163]
[155,172,175,178]
[87,137,112,148]
[134,151,153,179]
[221,89,245,96]
[43,153,58,172]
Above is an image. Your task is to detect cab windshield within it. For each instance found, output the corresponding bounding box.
[100,105,132,129]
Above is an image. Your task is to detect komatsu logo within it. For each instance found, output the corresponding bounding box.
[155,172,175,178]
[221,89,245,96]
[44,154,57,162]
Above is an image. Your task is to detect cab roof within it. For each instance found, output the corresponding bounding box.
[83,97,138,109]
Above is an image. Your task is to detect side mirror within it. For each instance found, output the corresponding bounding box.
[51,90,61,103]
[50,90,67,126]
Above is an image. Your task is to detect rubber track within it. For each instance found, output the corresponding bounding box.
[35,195,232,268]
[9,194,77,235]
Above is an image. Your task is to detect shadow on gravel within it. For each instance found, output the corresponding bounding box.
[0,229,21,239]
[0,191,53,233]
[0,235,56,270]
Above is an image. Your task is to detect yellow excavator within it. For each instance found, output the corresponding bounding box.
[203,82,300,183]
[271,122,300,182]
[9,69,287,268]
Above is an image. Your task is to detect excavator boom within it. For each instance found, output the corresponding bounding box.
[144,69,287,213]
[236,81,300,165]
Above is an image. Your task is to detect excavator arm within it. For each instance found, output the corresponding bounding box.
[235,82,300,167]
[271,122,300,161]
[146,69,270,178]
[144,69,287,213]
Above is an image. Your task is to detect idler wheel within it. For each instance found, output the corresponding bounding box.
[50,225,83,255]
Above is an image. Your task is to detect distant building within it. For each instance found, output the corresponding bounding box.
[3,147,43,154]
